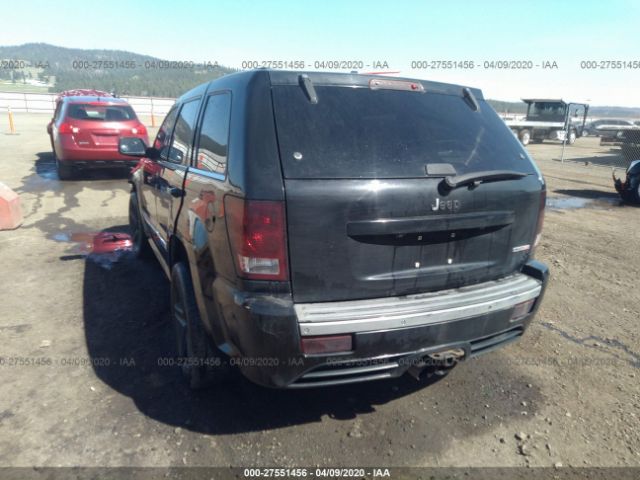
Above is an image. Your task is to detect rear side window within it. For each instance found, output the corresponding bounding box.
[167,99,200,165]
[272,85,537,179]
[53,102,62,121]
[527,102,565,122]
[67,104,136,121]
[155,106,179,161]
[194,93,231,175]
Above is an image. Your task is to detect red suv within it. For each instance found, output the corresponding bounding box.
[47,92,149,179]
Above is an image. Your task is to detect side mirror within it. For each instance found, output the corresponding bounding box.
[119,137,159,160]
[119,137,147,156]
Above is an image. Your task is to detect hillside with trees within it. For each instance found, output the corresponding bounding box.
[1,44,640,118]
[0,43,235,97]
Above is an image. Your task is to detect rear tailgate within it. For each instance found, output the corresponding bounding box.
[271,77,543,303]
[89,126,124,148]
[66,103,141,150]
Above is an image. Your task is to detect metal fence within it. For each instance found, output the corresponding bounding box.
[555,137,631,170]
[497,112,634,170]
[0,91,175,116]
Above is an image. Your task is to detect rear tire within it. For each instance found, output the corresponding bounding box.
[171,262,231,389]
[632,179,640,205]
[56,156,75,181]
[519,129,531,146]
[128,192,152,259]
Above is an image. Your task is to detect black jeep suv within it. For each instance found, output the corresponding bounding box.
[119,70,549,389]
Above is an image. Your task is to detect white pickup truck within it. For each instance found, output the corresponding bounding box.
[505,99,589,146]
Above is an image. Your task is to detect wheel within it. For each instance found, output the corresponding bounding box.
[128,192,152,259]
[519,129,531,146]
[630,175,640,204]
[55,155,75,180]
[568,129,577,145]
[171,262,231,389]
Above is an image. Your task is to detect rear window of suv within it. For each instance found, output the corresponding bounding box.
[272,85,537,179]
[67,104,137,122]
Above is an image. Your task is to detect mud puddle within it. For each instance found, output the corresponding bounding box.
[547,196,621,210]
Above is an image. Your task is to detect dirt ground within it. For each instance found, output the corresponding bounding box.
[0,114,638,471]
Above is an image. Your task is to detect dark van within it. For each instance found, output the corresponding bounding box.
[119,70,549,389]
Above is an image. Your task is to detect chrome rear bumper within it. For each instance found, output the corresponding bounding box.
[295,273,542,336]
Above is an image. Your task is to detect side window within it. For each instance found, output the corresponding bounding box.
[195,93,231,175]
[53,102,62,121]
[154,106,179,161]
[167,99,200,165]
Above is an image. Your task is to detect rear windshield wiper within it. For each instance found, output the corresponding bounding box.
[442,170,528,190]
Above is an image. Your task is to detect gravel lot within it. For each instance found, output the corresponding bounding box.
[0,114,638,471]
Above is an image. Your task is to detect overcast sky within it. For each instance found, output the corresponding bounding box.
[2,0,640,106]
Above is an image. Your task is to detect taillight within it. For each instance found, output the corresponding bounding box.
[510,298,536,322]
[58,123,78,134]
[224,196,288,281]
[132,124,147,136]
[533,189,546,250]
